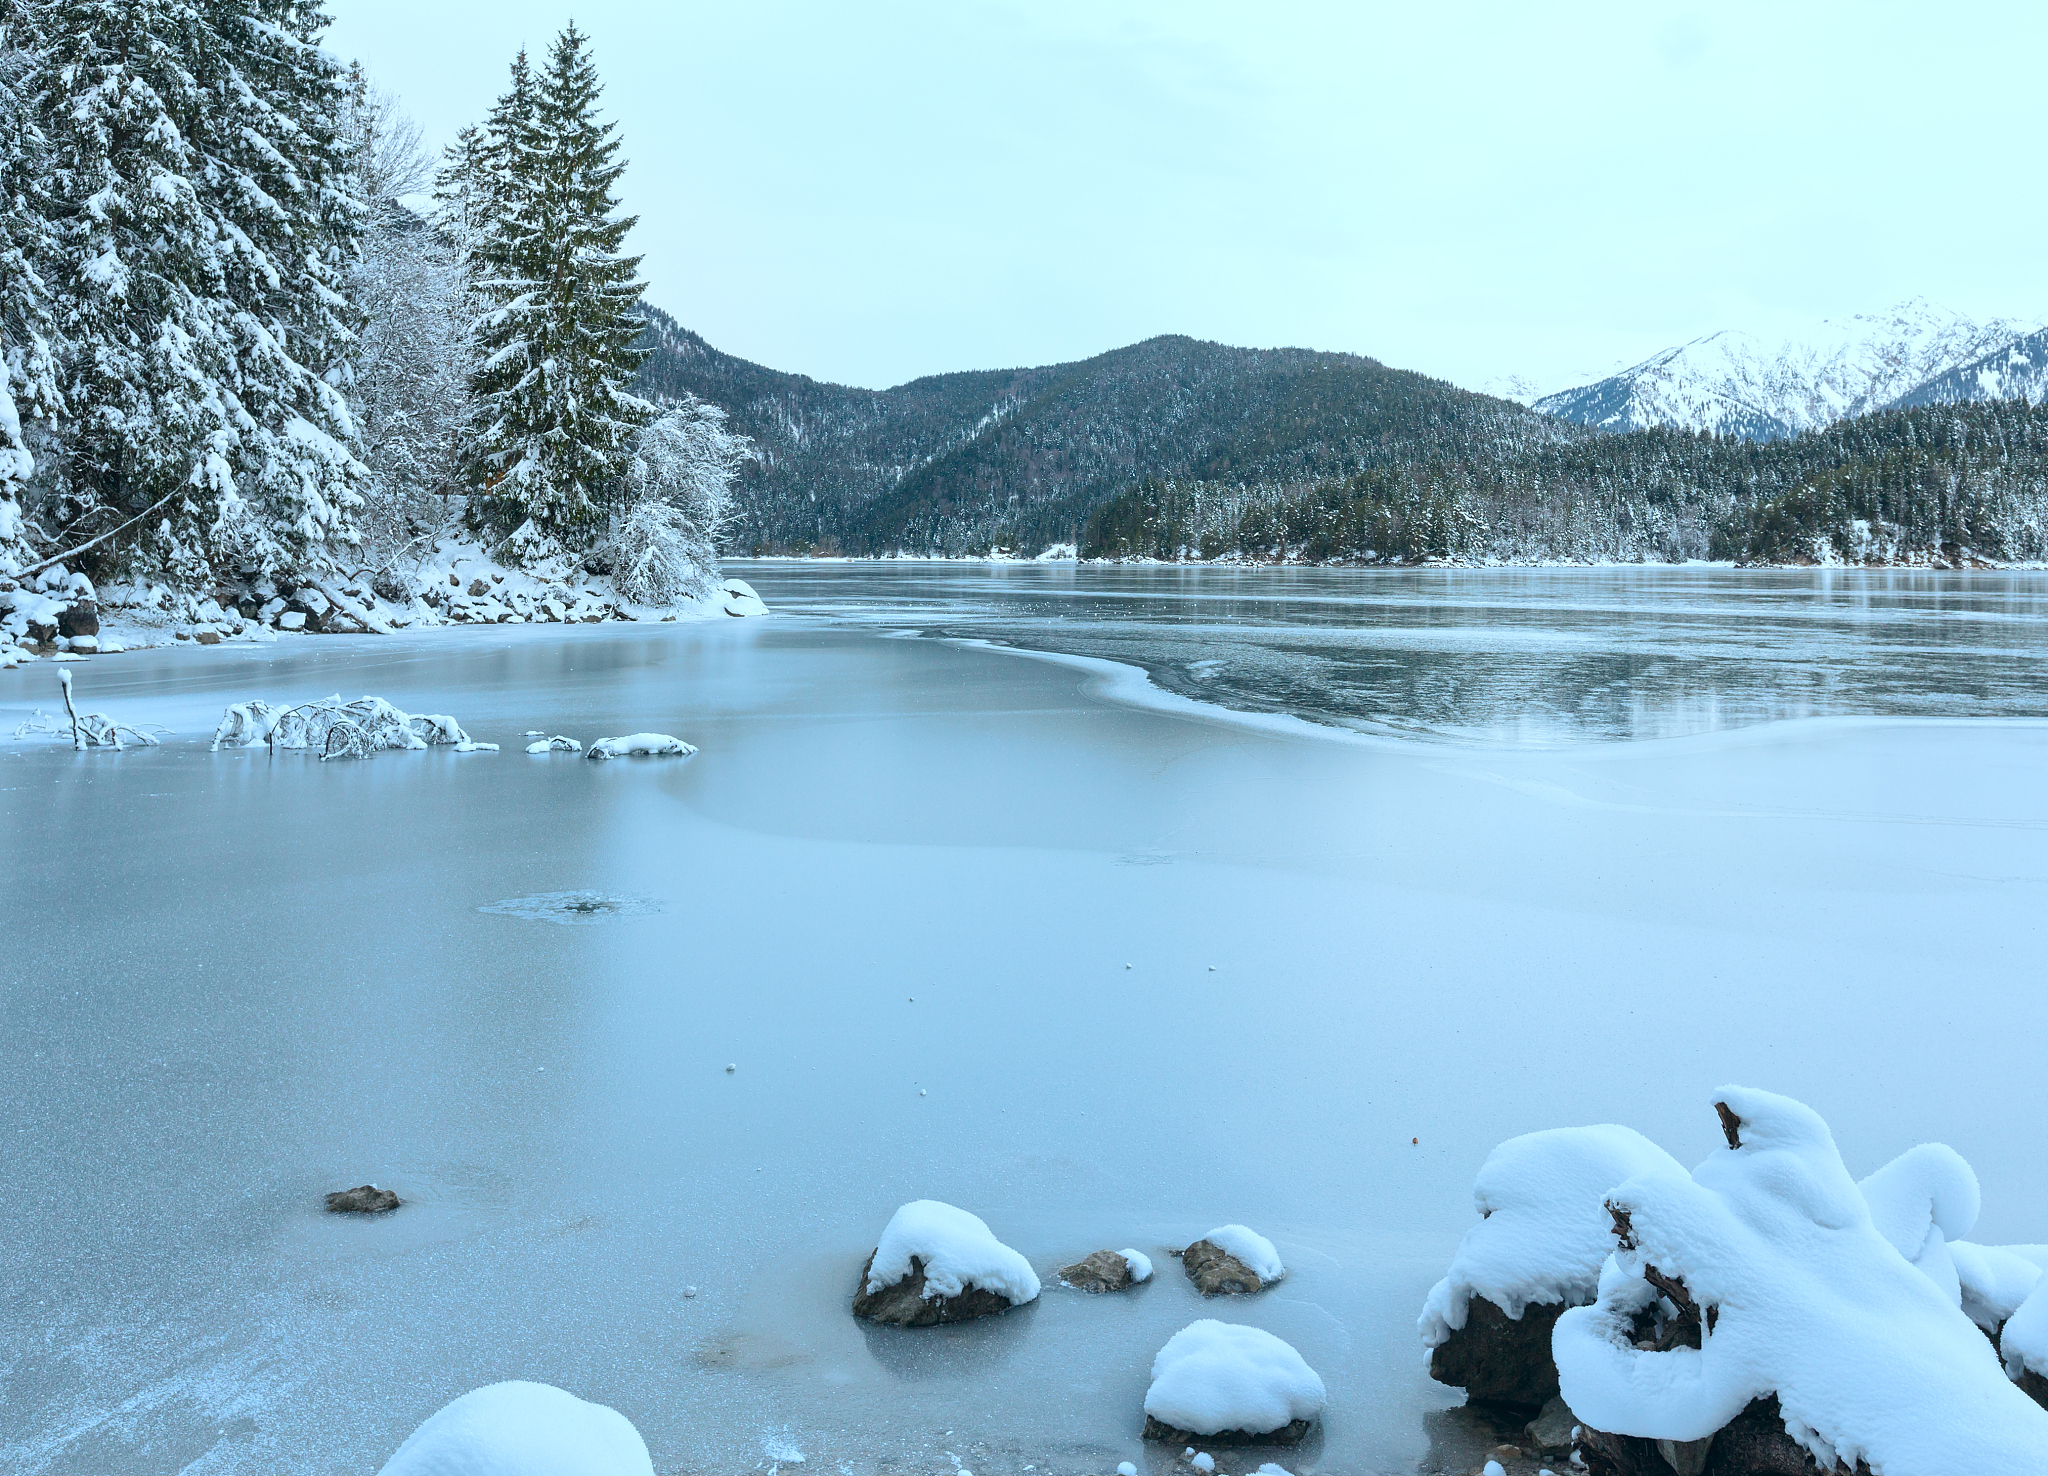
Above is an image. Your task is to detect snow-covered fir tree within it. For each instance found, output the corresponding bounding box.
[463,26,651,559]
[31,0,363,588]
[0,13,55,571]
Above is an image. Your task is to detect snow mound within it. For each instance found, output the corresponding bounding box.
[1951,1241,2048,1334]
[865,1200,1040,1305]
[1198,1225,1285,1284]
[1420,1125,1683,1347]
[1143,1320,1326,1437]
[587,733,696,760]
[721,577,768,616]
[525,735,582,753]
[210,695,472,754]
[1121,1248,1155,1283]
[1857,1142,1980,1305]
[376,1380,653,1475]
[2004,1279,2048,1382]
[1553,1086,2048,1472]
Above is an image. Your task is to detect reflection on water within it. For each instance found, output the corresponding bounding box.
[738,562,2048,743]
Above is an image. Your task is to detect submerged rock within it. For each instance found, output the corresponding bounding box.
[1061,1249,1138,1293]
[851,1250,1018,1325]
[1140,1415,1313,1447]
[1576,1396,1866,1476]
[326,1184,401,1214]
[1428,1294,1564,1412]
[1524,1395,1580,1453]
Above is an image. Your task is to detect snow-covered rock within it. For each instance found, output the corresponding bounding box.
[586,733,696,760]
[1141,1320,1326,1443]
[2003,1279,2048,1392]
[1059,1249,1145,1293]
[1182,1225,1284,1295]
[720,577,767,617]
[1950,1241,2048,1337]
[376,1380,653,1475]
[851,1199,1039,1325]
[1123,1247,1155,1283]
[525,735,582,753]
[1553,1086,2048,1474]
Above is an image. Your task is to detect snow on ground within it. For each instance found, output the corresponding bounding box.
[1196,1226,1284,1284]
[865,1201,1040,1305]
[376,1381,653,1475]
[586,733,696,760]
[1553,1087,2048,1473]
[0,540,767,669]
[1143,1321,1326,1437]
[1419,1126,1684,1346]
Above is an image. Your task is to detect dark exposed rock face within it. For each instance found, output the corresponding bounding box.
[1060,1250,1135,1293]
[58,600,98,638]
[851,1250,1017,1326]
[325,1185,400,1213]
[194,629,222,645]
[1141,1416,1313,1447]
[1181,1238,1265,1295]
[2020,1368,2048,1410]
[1428,1294,1565,1413]
[1577,1397,1874,1476]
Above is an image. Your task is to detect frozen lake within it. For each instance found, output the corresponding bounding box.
[5,565,2047,1474]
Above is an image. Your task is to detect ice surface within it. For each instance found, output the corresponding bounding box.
[865,1200,1039,1305]
[376,1380,653,1475]
[1196,1225,1283,1283]
[587,733,696,760]
[477,892,666,925]
[1143,1321,1326,1437]
[1553,1087,2048,1472]
[7,568,2048,1475]
[1420,1126,1682,1345]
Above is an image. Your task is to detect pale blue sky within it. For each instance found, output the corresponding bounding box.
[326,1,2048,394]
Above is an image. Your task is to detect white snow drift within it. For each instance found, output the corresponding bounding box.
[1551,1086,2048,1474]
[1144,1320,1326,1437]
[865,1200,1040,1306]
[586,733,696,760]
[1419,1125,1683,1347]
[1197,1225,1286,1284]
[376,1380,653,1475]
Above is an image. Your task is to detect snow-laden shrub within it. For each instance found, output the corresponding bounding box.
[865,1200,1040,1306]
[586,733,696,761]
[376,1380,653,1476]
[1144,1320,1326,1438]
[211,695,472,753]
[599,396,755,605]
[1419,1125,1683,1348]
[1553,1086,2048,1473]
[1857,1141,1980,1306]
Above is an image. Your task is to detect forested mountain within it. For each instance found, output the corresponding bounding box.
[631,307,1582,555]
[1529,301,2034,441]
[633,311,2048,566]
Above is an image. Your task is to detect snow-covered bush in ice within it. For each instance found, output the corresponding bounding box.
[597,397,755,605]
[376,1380,653,1475]
[1552,1086,2048,1473]
[210,696,473,753]
[586,733,696,760]
[1143,1320,1326,1439]
[1420,1125,1683,1347]
[1856,1141,1980,1306]
[863,1199,1040,1307]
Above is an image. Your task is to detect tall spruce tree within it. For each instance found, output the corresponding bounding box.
[34,0,362,587]
[464,26,650,556]
[0,10,57,567]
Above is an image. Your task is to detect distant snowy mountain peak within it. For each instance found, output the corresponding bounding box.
[1528,300,2039,440]
[1890,325,2048,411]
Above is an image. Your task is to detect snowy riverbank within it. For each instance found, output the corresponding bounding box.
[6,579,2048,1474]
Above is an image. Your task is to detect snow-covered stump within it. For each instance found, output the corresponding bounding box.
[586,733,695,760]
[375,1381,653,1475]
[1555,1088,2048,1476]
[1142,1320,1327,1446]
[851,1200,1040,1326]
[1420,1126,1682,1413]
[1181,1224,1286,1296]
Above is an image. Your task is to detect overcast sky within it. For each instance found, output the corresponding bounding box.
[327,1,2047,395]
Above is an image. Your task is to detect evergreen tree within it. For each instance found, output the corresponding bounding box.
[0,10,56,568]
[464,26,650,557]
[33,0,362,587]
